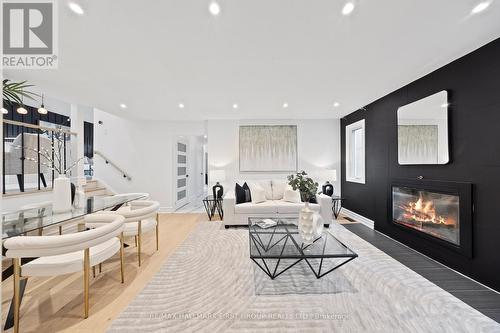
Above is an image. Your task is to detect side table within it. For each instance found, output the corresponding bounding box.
[202,195,223,221]
[331,195,345,219]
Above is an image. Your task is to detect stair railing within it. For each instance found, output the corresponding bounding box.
[94,150,131,181]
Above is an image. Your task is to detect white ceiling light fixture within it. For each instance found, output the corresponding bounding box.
[68,2,85,15]
[471,1,491,14]
[17,106,28,115]
[209,2,221,16]
[2,108,8,114]
[342,1,355,16]
[333,102,340,107]
[38,94,48,114]
[178,103,185,109]
[120,103,127,109]
[282,102,289,108]
[233,103,238,109]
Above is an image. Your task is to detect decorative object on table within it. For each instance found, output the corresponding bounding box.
[17,127,84,213]
[235,182,252,204]
[211,169,226,199]
[202,195,223,221]
[321,169,337,197]
[255,218,277,229]
[239,125,297,172]
[287,171,319,245]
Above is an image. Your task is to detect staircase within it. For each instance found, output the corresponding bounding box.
[83,179,112,197]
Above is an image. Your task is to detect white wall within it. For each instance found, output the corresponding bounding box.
[93,109,205,211]
[207,119,341,195]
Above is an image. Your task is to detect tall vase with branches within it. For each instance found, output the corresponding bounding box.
[287,171,320,245]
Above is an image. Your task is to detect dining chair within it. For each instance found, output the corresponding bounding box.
[3,214,126,333]
[96,200,159,266]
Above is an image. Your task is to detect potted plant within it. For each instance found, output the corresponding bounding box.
[2,79,38,108]
[287,171,319,203]
[287,171,319,244]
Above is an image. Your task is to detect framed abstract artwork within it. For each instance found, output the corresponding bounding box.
[239,125,298,172]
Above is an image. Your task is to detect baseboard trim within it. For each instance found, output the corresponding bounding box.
[159,206,174,213]
[342,208,374,229]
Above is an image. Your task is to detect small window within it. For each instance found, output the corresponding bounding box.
[346,119,365,184]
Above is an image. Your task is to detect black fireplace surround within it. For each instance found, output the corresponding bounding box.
[390,179,472,258]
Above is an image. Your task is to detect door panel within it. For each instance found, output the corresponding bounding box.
[175,140,188,208]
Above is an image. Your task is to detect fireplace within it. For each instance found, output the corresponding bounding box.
[390,179,472,257]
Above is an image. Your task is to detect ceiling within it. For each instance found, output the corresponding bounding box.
[4,0,500,120]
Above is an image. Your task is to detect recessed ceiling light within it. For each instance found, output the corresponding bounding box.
[68,2,84,15]
[283,102,289,108]
[120,103,127,109]
[233,104,238,109]
[342,2,355,15]
[209,2,221,16]
[2,107,8,114]
[178,103,185,109]
[471,1,491,14]
[204,135,208,139]
[333,102,340,107]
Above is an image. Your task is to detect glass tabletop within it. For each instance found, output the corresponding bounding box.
[248,217,357,259]
[2,193,147,239]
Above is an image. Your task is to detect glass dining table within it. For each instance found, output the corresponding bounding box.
[1,193,147,330]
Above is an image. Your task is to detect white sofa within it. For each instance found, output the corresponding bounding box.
[222,179,333,228]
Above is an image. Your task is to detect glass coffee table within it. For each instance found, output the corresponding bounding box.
[249,217,357,279]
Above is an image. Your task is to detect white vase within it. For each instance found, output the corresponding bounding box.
[53,175,72,213]
[299,202,315,245]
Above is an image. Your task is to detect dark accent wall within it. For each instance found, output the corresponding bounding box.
[341,37,500,292]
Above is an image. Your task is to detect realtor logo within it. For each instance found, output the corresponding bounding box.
[2,0,58,69]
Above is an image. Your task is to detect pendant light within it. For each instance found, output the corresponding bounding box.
[1,107,8,114]
[38,94,48,114]
[17,95,27,115]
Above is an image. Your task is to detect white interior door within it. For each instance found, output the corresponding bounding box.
[175,140,189,209]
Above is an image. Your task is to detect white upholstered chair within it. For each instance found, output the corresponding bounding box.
[3,214,126,333]
[97,200,159,266]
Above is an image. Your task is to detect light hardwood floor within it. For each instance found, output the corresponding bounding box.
[1,213,204,333]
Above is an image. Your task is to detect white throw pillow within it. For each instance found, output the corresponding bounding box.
[256,180,273,200]
[249,183,267,204]
[283,186,301,203]
[271,180,287,200]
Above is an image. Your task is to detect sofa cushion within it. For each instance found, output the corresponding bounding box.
[274,200,320,214]
[271,179,287,200]
[235,182,251,204]
[234,201,278,214]
[249,183,267,204]
[283,186,301,203]
[248,180,272,200]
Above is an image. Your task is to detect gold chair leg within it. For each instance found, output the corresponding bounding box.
[120,232,125,283]
[13,258,21,333]
[134,235,138,247]
[59,225,62,235]
[84,248,90,319]
[156,214,159,252]
[137,220,142,267]
[99,263,102,273]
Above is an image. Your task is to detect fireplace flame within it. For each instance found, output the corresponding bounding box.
[400,195,454,226]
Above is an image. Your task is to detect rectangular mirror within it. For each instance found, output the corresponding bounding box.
[397,90,449,165]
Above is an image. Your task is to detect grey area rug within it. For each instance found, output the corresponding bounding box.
[108,222,500,333]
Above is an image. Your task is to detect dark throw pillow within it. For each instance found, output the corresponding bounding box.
[235,182,252,204]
